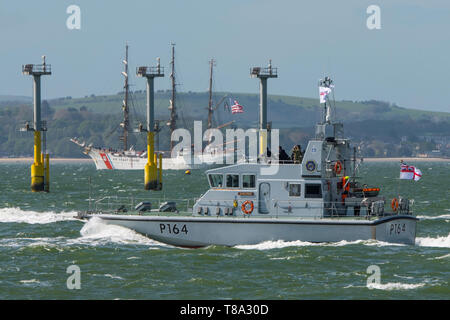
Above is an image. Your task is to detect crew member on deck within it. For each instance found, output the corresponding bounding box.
[278,146,290,162]
[291,145,303,164]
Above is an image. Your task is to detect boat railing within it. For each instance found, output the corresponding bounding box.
[89,196,414,218]
[91,196,197,214]
[194,199,244,216]
[196,199,338,218]
[272,199,324,218]
[397,198,414,215]
[271,198,414,219]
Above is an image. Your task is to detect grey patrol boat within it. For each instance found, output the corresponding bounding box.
[78,72,418,247]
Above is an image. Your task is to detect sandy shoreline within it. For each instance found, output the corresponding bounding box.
[363,157,449,162]
[0,157,448,163]
[0,158,92,163]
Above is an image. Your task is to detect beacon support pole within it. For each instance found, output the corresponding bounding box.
[250,60,277,159]
[22,57,51,192]
[136,60,164,190]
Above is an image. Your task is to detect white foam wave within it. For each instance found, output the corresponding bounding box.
[19,278,51,287]
[235,240,318,250]
[415,234,450,248]
[270,256,296,260]
[0,216,167,248]
[428,253,450,260]
[0,237,66,249]
[416,214,450,220]
[126,256,141,260]
[20,279,40,284]
[77,217,164,247]
[104,274,124,280]
[367,282,425,291]
[234,239,406,250]
[0,207,77,224]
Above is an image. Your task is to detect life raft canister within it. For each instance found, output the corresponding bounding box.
[334,161,343,174]
[391,198,399,212]
[241,200,254,214]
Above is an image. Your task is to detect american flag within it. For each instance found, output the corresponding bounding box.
[231,100,244,114]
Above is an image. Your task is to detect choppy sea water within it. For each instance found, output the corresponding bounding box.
[0,161,448,300]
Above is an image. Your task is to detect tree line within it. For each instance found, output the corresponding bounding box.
[0,98,448,158]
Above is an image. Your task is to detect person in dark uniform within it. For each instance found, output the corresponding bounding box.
[278,146,290,162]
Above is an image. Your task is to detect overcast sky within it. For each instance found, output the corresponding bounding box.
[1,0,449,112]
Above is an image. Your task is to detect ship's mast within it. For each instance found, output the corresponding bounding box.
[316,76,336,141]
[207,58,215,130]
[121,43,130,151]
[319,76,333,124]
[168,43,177,151]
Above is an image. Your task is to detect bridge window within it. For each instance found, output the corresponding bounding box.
[226,174,239,188]
[305,183,322,198]
[289,183,301,197]
[209,174,223,188]
[242,175,256,188]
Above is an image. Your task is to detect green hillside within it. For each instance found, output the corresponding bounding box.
[47,91,450,127]
[0,91,449,158]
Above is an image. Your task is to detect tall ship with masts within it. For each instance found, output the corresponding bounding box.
[71,44,236,170]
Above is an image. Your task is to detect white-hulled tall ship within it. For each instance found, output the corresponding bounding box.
[71,45,242,170]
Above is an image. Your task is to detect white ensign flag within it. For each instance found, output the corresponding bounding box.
[319,86,332,103]
[400,163,422,181]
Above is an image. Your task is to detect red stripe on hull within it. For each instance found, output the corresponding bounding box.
[100,153,113,169]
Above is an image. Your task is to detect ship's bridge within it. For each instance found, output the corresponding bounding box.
[193,163,325,218]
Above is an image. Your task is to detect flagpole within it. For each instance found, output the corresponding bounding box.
[397,159,421,206]
[396,160,402,205]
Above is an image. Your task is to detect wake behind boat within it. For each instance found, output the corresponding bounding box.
[77,70,418,247]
